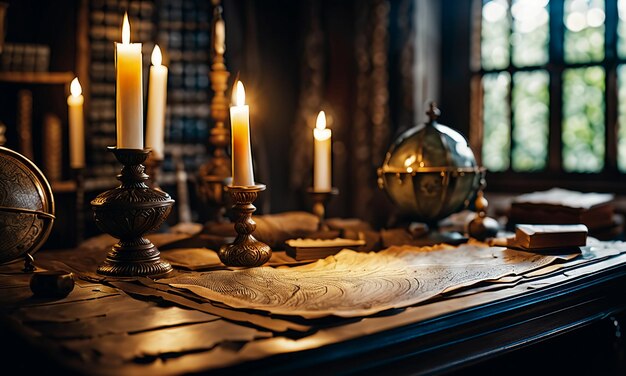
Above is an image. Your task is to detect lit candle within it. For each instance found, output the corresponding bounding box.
[115,12,143,149]
[313,110,331,191]
[146,45,168,160]
[214,18,225,55]
[230,81,254,186]
[67,77,85,169]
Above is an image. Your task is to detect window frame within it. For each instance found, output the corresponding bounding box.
[469,0,626,193]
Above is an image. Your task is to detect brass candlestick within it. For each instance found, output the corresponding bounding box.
[91,147,174,277]
[308,187,339,231]
[219,184,271,267]
[196,3,231,223]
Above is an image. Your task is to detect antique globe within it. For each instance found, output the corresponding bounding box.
[0,146,55,264]
[377,103,483,226]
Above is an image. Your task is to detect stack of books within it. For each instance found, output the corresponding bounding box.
[507,188,619,239]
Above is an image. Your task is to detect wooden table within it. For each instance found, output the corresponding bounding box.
[2,243,626,375]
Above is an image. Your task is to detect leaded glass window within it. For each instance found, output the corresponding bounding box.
[475,0,626,177]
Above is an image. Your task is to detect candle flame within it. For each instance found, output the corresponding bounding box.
[70,77,82,97]
[313,110,331,141]
[152,45,162,66]
[235,81,246,106]
[315,111,326,130]
[122,12,130,44]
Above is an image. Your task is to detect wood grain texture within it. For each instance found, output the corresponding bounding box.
[161,243,581,318]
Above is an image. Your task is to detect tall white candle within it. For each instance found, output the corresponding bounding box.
[146,45,168,159]
[67,77,85,168]
[115,13,143,149]
[313,110,331,191]
[229,81,255,186]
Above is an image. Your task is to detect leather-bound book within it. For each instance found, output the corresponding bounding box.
[509,188,614,231]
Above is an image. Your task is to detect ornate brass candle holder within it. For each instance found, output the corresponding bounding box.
[91,147,174,277]
[307,187,339,231]
[219,184,271,267]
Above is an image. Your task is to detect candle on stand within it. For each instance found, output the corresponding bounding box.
[115,12,143,149]
[229,81,255,186]
[67,77,85,169]
[146,45,168,160]
[313,110,332,191]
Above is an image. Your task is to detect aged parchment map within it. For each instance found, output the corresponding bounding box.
[160,243,578,318]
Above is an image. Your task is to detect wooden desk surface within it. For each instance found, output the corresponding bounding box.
[2,242,626,376]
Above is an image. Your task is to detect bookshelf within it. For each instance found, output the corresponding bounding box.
[0,71,75,84]
[86,0,213,222]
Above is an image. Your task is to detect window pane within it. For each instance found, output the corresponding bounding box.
[481,0,510,70]
[618,65,626,171]
[511,0,550,67]
[562,66,605,172]
[564,0,605,64]
[619,0,626,58]
[512,70,549,171]
[482,72,511,171]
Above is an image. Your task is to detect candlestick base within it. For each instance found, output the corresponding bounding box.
[91,147,174,278]
[218,184,271,267]
[307,187,339,231]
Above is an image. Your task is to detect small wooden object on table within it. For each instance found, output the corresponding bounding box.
[491,224,588,253]
[285,238,366,261]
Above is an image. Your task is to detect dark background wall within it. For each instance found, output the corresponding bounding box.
[0,0,428,248]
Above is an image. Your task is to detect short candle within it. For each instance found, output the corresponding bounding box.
[313,110,332,191]
[67,77,85,169]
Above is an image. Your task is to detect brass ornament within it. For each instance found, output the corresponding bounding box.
[378,103,483,225]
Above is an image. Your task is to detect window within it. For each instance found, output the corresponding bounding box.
[474,0,626,187]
